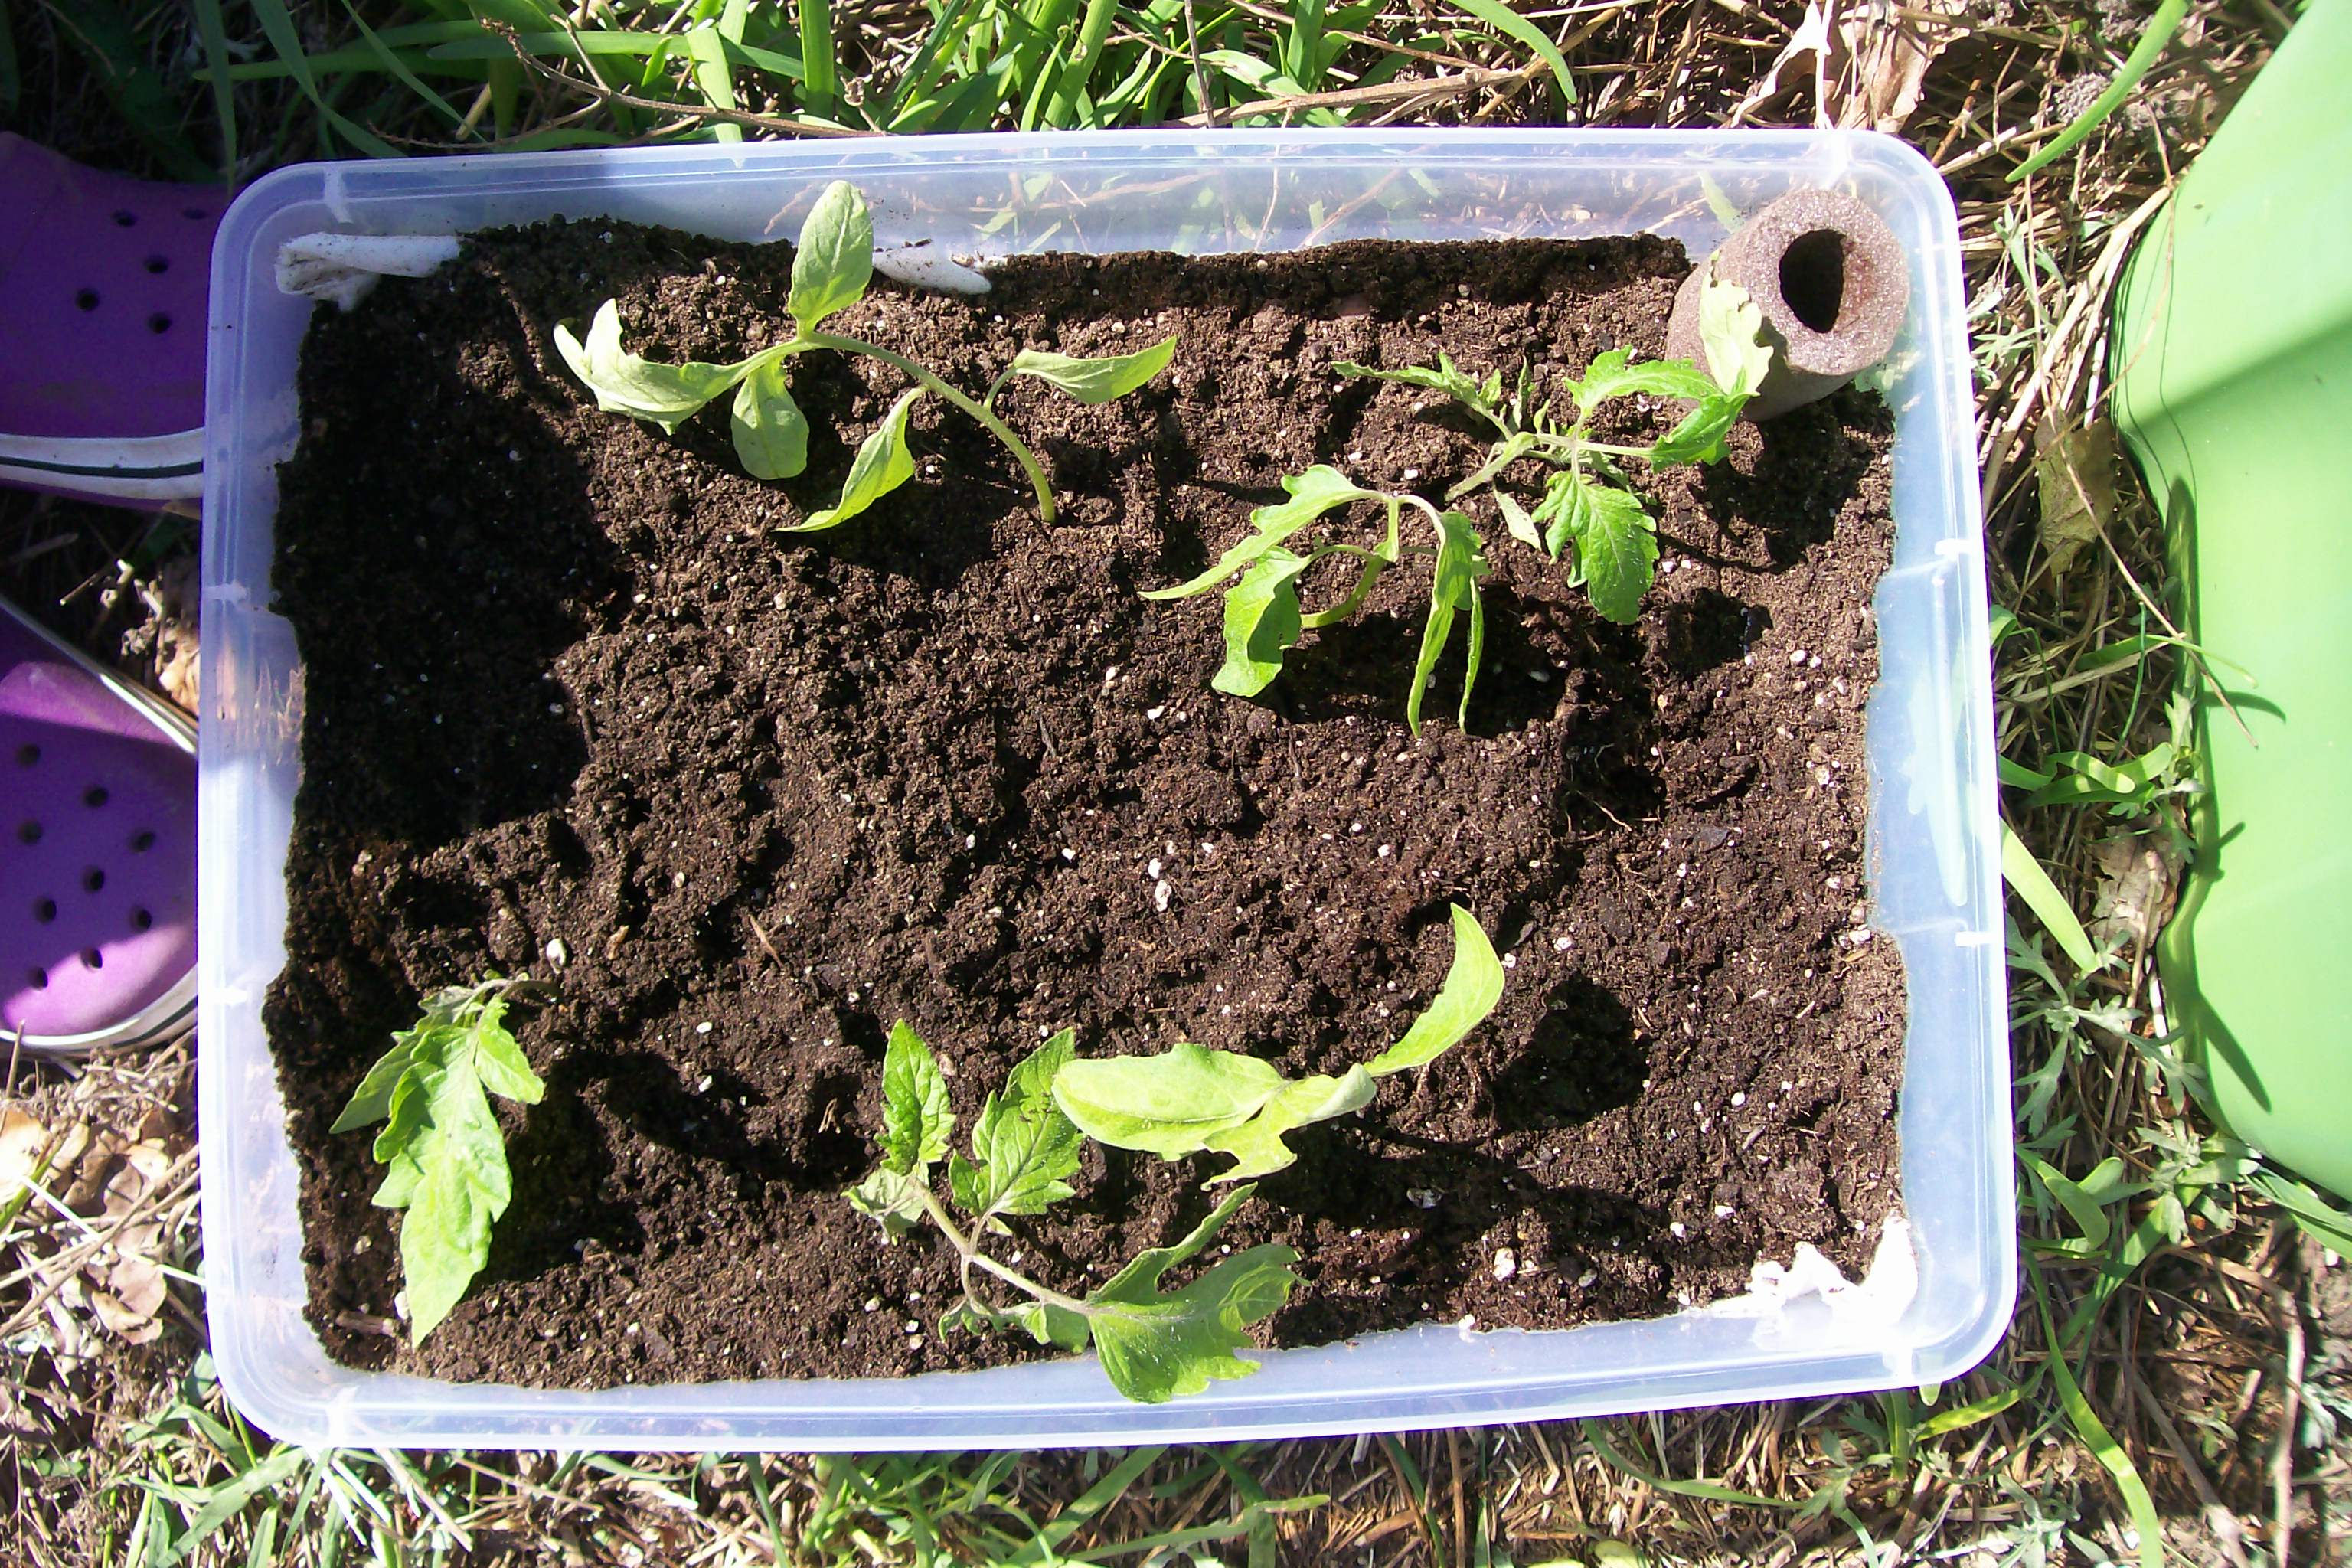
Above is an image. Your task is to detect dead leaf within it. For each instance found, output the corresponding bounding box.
[86,1282,164,1344]
[2036,418,2118,580]
[1730,2,1836,126]
[2089,830,2185,945]
[1730,0,1972,133]
[1833,0,1971,132]
[0,1109,51,1198]
[61,1128,122,1214]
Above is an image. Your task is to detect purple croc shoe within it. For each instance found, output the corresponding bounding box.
[0,134,221,507]
[1,598,195,1053]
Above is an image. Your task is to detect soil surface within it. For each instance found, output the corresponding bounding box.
[266,220,1906,1387]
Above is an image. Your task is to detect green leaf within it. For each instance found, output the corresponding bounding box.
[339,983,543,1344]
[1570,347,1723,415]
[789,179,874,332]
[553,301,752,430]
[1648,395,1743,467]
[332,1030,428,1133]
[1006,335,1177,403]
[1555,478,1656,625]
[847,1165,927,1240]
[2001,822,2098,972]
[1364,905,1506,1074]
[1143,466,1383,600]
[1052,1041,1285,1158]
[402,1119,495,1341]
[1697,274,1772,397]
[1494,489,1542,553]
[877,1021,953,1174]
[1200,1068,1376,1181]
[789,388,923,533]
[1083,1185,1298,1403]
[1016,1300,1093,1352]
[1404,511,1487,737]
[1210,549,1310,698]
[961,1030,1083,1219]
[730,358,808,480]
[1334,352,1498,415]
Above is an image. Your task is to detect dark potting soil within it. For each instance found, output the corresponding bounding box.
[266,219,1907,1387]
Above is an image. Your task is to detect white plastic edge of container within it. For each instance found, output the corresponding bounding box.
[199,128,2011,1452]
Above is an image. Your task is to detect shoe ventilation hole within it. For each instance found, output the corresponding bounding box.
[81,949,103,972]
[132,907,153,932]
[15,820,38,844]
[145,255,169,275]
[76,289,100,312]
[15,744,38,766]
[34,898,57,923]
[113,210,136,227]
[182,206,207,220]
[149,313,172,335]
[131,830,156,852]
[85,786,109,808]
[84,867,106,893]
[28,968,47,991]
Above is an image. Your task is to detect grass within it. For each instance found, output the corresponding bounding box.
[4,0,2347,1563]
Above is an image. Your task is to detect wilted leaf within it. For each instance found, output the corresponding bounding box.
[2036,418,2116,580]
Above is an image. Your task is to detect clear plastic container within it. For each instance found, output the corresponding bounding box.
[200,129,2009,1450]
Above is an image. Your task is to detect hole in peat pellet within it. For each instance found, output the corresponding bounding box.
[81,949,103,971]
[132,906,153,932]
[34,899,56,923]
[1779,229,1847,334]
[83,867,105,893]
[131,830,156,853]
[85,786,109,808]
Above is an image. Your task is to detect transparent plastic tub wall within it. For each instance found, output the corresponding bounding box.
[200,130,2009,1451]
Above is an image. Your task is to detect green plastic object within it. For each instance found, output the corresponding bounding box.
[2113,2,2352,1200]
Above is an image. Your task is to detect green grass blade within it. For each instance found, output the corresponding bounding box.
[340,2,477,133]
[683,25,743,142]
[2024,1152,2112,1247]
[2011,0,2189,181]
[427,31,805,80]
[1045,0,1123,125]
[1006,1445,1165,1561]
[1913,1378,2026,1439]
[1433,0,1574,101]
[798,0,838,118]
[2029,1260,2164,1568]
[2249,1168,2352,1253]
[2001,822,2097,972]
[1583,1424,1793,1509]
[189,0,238,175]
[42,0,215,178]
[250,0,405,156]
[152,1448,309,1568]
